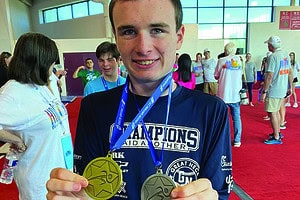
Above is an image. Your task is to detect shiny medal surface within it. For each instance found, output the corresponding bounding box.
[141,168,176,200]
[83,153,123,200]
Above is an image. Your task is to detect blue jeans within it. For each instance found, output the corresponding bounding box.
[227,103,242,143]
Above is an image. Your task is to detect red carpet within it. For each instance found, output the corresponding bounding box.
[229,89,300,200]
[0,90,299,199]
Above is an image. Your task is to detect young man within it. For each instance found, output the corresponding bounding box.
[46,1,232,199]
[72,57,101,87]
[261,36,293,144]
[83,42,126,96]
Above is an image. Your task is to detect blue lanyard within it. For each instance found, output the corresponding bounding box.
[110,72,173,156]
[101,76,120,91]
[133,83,172,168]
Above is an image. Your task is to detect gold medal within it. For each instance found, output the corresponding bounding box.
[83,153,123,200]
[141,168,176,200]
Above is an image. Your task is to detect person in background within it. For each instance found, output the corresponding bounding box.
[172,53,196,89]
[215,42,243,147]
[0,32,73,200]
[119,57,128,78]
[0,51,12,87]
[52,67,67,96]
[192,52,204,91]
[243,53,257,106]
[172,52,179,71]
[72,57,101,87]
[285,51,299,108]
[261,52,272,121]
[84,41,126,96]
[261,36,293,145]
[202,48,218,95]
[46,0,232,199]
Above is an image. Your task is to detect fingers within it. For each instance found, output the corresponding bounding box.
[46,191,82,200]
[171,178,218,200]
[46,168,88,193]
[10,142,26,153]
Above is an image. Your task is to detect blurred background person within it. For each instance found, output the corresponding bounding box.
[243,53,257,106]
[83,41,126,96]
[0,51,12,87]
[0,32,73,199]
[192,52,204,91]
[285,51,299,108]
[172,53,196,89]
[72,57,101,87]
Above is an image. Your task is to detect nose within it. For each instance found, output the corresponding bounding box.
[135,32,152,56]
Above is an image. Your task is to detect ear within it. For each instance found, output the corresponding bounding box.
[176,25,185,50]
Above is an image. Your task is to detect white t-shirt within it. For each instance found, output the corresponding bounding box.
[0,80,73,200]
[202,58,217,82]
[215,55,243,103]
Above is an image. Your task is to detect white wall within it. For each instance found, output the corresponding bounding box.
[30,0,107,39]
[0,0,30,53]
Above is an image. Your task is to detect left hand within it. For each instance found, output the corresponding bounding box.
[260,93,266,102]
[170,178,218,200]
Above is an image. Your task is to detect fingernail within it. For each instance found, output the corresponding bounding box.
[73,183,80,191]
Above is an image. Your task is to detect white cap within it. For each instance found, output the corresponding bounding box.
[203,48,210,53]
[264,36,281,49]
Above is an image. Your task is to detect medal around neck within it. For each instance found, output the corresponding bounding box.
[141,169,176,200]
[83,153,122,200]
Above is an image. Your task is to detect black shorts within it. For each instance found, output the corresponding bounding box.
[293,77,298,83]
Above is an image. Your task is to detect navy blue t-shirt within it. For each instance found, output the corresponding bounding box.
[74,85,232,200]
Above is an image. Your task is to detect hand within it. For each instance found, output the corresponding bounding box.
[10,142,26,153]
[46,168,89,200]
[260,93,266,102]
[170,178,218,200]
[79,66,85,70]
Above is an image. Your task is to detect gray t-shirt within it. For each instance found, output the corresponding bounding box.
[244,62,256,82]
[266,49,291,98]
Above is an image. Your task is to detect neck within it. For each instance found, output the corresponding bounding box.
[103,73,118,82]
[129,77,177,97]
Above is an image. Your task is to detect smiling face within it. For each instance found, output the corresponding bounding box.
[98,53,119,79]
[112,0,184,90]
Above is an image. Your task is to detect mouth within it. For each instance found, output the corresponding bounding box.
[133,58,159,66]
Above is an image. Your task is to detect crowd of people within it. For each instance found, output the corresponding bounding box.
[0,0,298,199]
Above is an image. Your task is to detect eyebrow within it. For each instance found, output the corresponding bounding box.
[116,22,170,33]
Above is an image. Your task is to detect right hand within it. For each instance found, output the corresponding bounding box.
[46,168,89,200]
[79,66,85,70]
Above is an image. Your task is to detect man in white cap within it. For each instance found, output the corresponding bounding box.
[261,36,293,144]
[202,48,218,95]
[214,42,243,147]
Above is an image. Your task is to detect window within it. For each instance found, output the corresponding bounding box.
[72,2,88,18]
[43,9,57,23]
[41,0,104,24]
[57,6,72,21]
[198,8,223,23]
[181,0,292,52]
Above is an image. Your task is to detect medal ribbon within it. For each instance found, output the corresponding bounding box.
[110,72,173,151]
[101,76,120,91]
[134,83,172,168]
